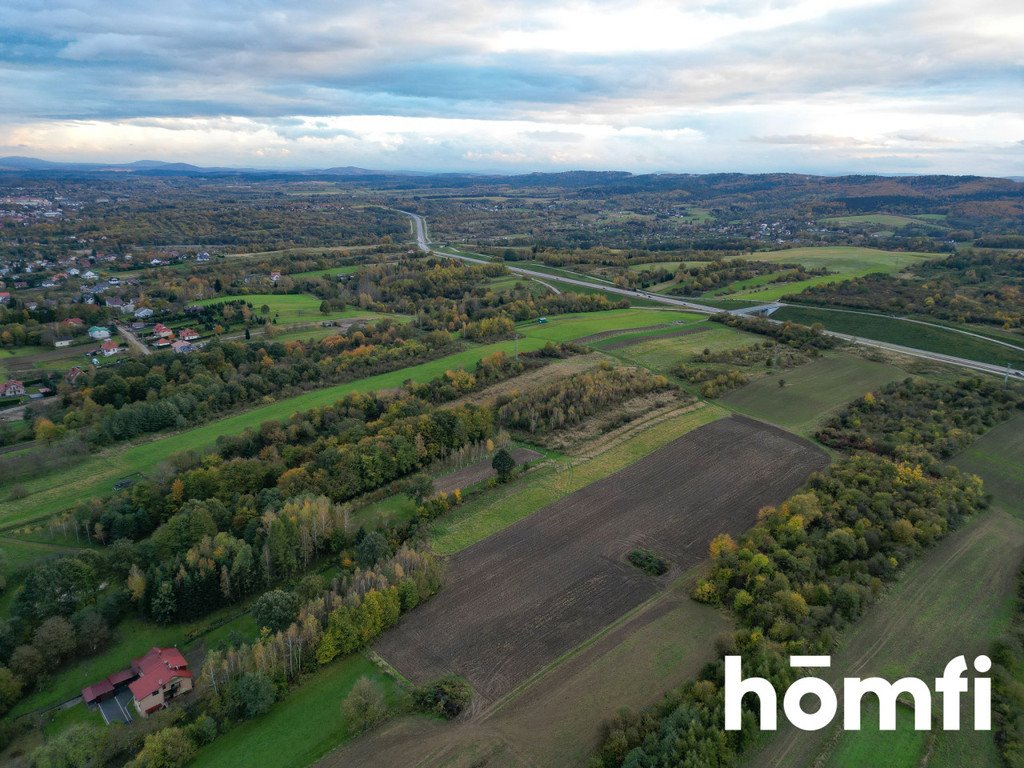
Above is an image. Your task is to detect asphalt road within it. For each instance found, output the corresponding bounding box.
[400,210,1022,380]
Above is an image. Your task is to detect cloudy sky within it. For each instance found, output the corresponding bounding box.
[1,0,1022,174]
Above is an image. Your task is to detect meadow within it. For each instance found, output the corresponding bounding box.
[721,352,908,435]
[773,305,1024,367]
[189,293,331,324]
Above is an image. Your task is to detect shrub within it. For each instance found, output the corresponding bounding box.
[412,675,473,719]
[627,549,668,576]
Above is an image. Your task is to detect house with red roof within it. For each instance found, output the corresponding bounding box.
[82,647,192,717]
[0,380,26,397]
[178,328,200,341]
[101,339,121,356]
[128,647,192,716]
[151,323,173,338]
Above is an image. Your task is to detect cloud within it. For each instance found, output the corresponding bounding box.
[0,0,1020,173]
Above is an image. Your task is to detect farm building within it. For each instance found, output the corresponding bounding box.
[81,647,192,718]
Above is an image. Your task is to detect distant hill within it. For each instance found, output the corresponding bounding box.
[0,156,424,177]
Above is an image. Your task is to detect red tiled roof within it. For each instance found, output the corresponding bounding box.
[107,668,136,686]
[128,647,190,700]
[82,679,114,704]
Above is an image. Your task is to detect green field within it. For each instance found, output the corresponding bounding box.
[722,352,908,435]
[289,265,361,279]
[773,305,1024,367]
[822,214,946,228]
[744,510,1024,768]
[954,415,1024,516]
[0,536,89,575]
[516,308,702,345]
[189,293,328,324]
[429,404,726,554]
[192,653,399,768]
[823,701,929,768]
[602,323,761,374]
[709,246,940,301]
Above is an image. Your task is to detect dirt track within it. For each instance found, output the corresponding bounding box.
[376,415,828,705]
[433,448,543,494]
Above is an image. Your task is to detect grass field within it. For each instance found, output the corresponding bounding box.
[189,293,328,325]
[193,653,400,768]
[744,509,1024,768]
[515,309,701,345]
[429,404,727,554]
[722,352,908,435]
[823,701,929,768]
[773,305,1024,367]
[289,264,361,279]
[822,214,946,228]
[0,536,89,575]
[708,246,941,302]
[954,415,1024,517]
[603,323,761,374]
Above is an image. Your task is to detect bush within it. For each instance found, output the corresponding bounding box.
[627,549,668,576]
[342,676,389,733]
[412,675,473,719]
[226,672,276,720]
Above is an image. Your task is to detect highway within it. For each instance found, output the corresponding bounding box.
[400,210,1022,380]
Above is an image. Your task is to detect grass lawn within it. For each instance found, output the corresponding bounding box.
[954,414,1024,517]
[189,293,328,325]
[429,404,727,554]
[192,653,400,768]
[822,214,946,228]
[722,352,907,436]
[42,700,105,737]
[773,305,1024,368]
[0,536,90,575]
[604,323,761,374]
[708,246,941,302]
[516,308,701,345]
[744,510,1024,768]
[289,265,361,279]
[823,701,928,768]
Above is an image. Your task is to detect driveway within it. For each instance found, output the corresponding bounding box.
[97,689,135,725]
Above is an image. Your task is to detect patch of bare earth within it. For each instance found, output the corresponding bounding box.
[375,416,829,707]
[433,448,544,494]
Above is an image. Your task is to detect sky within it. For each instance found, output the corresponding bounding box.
[1,0,1022,175]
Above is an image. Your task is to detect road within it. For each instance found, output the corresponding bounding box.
[115,323,151,356]
[400,210,724,314]
[400,210,1022,380]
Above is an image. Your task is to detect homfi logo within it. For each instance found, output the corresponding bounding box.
[724,655,991,731]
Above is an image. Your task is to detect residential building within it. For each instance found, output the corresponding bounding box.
[101,339,121,356]
[128,647,192,716]
[0,380,26,397]
[88,326,111,340]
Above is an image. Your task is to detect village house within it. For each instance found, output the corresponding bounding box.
[101,339,121,356]
[0,292,10,304]
[53,338,73,348]
[134,307,154,319]
[178,328,200,341]
[66,366,84,384]
[81,646,192,718]
[151,323,174,339]
[88,325,111,340]
[0,380,26,397]
[171,339,195,354]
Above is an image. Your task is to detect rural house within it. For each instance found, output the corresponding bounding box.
[88,325,111,340]
[101,339,121,356]
[82,647,192,718]
[0,380,26,397]
[128,647,192,716]
[178,328,200,341]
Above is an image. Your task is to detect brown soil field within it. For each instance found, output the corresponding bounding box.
[376,415,828,705]
[433,448,544,494]
[600,326,709,350]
